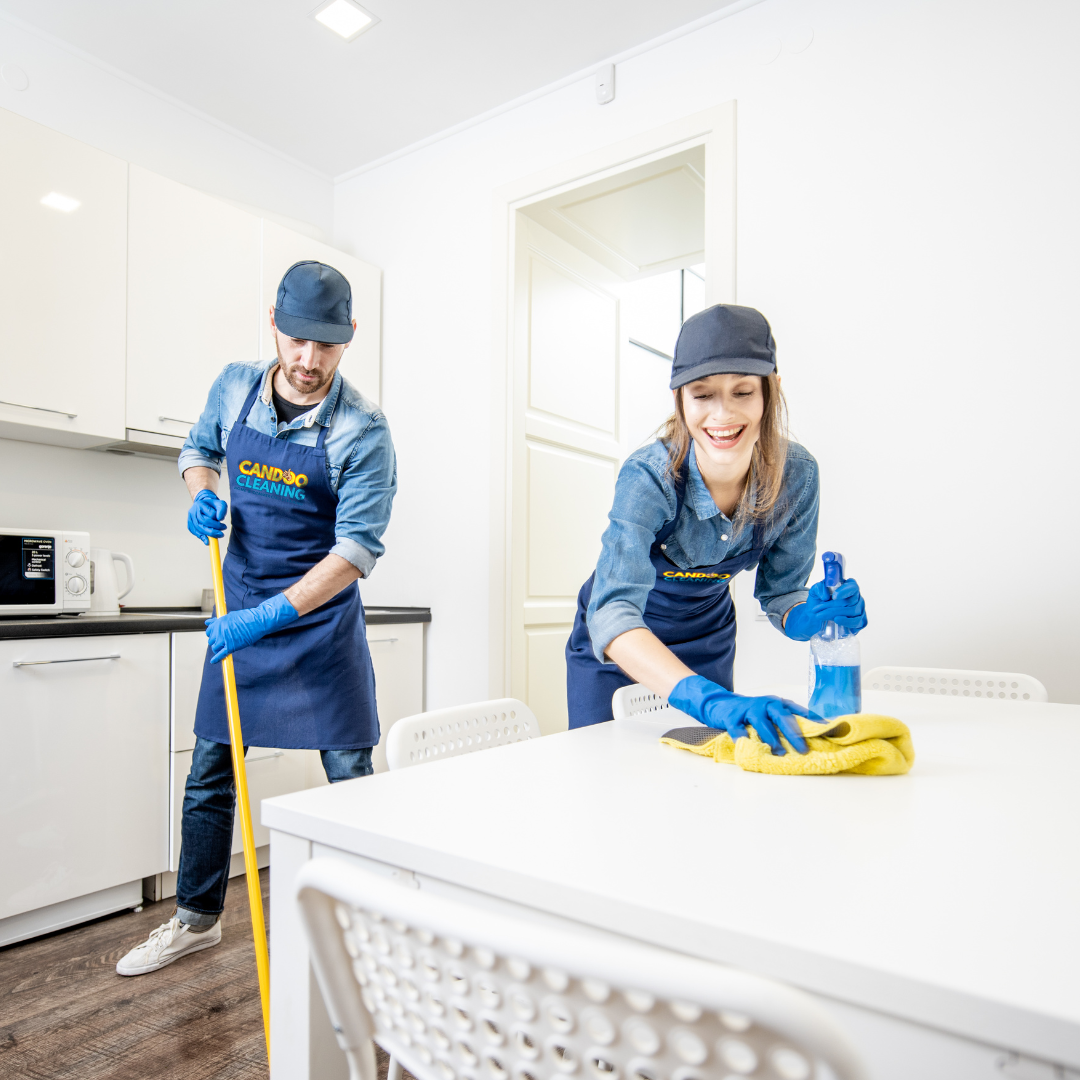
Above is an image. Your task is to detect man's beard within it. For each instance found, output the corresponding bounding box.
[281,362,332,396]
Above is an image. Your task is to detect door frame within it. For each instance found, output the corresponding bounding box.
[488,101,738,700]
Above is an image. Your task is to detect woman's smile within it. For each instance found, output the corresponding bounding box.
[703,423,747,449]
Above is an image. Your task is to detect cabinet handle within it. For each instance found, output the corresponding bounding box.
[13,653,120,668]
[246,750,285,763]
[158,415,196,426]
[367,637,399,644]
[0,399,77,420]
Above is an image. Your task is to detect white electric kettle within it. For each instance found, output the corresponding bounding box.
[88,548,135,615]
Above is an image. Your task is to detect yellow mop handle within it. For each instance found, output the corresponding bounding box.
[209,537,271,1061]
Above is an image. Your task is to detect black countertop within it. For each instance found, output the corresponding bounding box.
[0,606,430,640]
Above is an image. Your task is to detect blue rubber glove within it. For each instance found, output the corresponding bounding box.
[206,593,299,663]
[668,674,814,756]
[783,578,868,642]
[187,488,228,545]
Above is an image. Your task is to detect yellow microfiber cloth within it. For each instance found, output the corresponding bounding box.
[659,714,915,775]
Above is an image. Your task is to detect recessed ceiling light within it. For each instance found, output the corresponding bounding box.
[313,0,376,41]
[41,192,80,212]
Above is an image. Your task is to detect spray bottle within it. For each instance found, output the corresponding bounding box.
[808,551,862,718]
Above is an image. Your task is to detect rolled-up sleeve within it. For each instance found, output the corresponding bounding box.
[330,415,397,577]
[586,457,674,663]
[177,372,226,476]
[755,451,820,630]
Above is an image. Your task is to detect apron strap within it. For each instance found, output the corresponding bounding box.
[238,380,262,426]
[314,374,342,449]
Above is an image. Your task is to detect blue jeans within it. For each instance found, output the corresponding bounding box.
[175,736,373,927]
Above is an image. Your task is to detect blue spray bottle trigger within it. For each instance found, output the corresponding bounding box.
[822,551,846,592]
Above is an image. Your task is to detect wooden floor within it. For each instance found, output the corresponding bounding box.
[0,872,403,1080]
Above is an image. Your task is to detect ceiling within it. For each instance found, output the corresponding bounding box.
[0,0,741,178]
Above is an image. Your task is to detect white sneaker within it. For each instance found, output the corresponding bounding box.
[115,916,221,976]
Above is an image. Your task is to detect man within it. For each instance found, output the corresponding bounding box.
[116,260,396,975]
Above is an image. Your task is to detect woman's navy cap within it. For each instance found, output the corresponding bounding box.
[274,261,354,345]
[670,304,776,389]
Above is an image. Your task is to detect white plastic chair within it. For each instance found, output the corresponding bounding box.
[385,698,539,771]
[611,684,695,723]
[863,666,1047,703]
[296,857,869,1080]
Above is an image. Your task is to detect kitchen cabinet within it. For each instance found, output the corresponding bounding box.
[0,634,170,947]
[261,219,382,405]
[0,107,128,448]
[126,166,262,442]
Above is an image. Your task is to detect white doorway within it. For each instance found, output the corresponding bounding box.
[490,104,737,733]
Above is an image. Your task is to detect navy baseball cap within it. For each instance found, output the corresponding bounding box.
[670,304,776,389]
[274,261,354,344]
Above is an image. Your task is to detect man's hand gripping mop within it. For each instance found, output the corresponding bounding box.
[208,537,271,1062]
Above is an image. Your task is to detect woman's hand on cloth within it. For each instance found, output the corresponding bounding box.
[187,488,228,545]
[783,578,867,641]
[668,674,814,755]
[205,593,299,663]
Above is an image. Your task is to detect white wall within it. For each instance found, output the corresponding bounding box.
[0,439,210,609]
[335,0,1080,706]
[0,13,335,609]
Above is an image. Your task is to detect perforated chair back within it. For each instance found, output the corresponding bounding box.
[296,858,869,1080]
[864,666,1048,703]
[386,698,539,771]
[611,684,695,723]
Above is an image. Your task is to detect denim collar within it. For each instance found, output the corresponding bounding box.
[685,442,758,523]
[686,443,723,521]
[260,364,342,430]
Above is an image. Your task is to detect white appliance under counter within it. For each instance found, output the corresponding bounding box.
[0,634,170,946]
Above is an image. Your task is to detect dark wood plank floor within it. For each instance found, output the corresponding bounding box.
[0,872,404,1080]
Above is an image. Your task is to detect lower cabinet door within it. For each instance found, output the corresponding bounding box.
[0,635,170,919]
[367,621,425,772]
[169,746,326,870]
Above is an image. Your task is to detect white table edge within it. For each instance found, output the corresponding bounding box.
[263,799,1080,1070]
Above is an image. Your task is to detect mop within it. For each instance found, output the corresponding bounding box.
[209,536,271,1062]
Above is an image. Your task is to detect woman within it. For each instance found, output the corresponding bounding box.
[565,304,867,754]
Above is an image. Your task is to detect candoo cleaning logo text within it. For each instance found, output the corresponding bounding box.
[235,460,309,501]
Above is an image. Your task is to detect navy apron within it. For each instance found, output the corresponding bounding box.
[565,478,765,728]
[194,383,379,750]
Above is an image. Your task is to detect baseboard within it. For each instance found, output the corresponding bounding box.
[0,880,143,947]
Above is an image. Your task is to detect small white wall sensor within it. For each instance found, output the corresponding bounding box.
[595,64,615,105]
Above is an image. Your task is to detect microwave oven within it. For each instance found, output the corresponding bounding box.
[0,528,92,616]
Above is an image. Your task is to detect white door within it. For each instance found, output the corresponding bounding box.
[0,107,128,445]
[126,166,262,441]
[510,218,624,734]
[261,220,382,405]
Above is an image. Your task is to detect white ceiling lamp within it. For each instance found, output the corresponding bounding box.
[41,192,81,213]
[312,0,378,42]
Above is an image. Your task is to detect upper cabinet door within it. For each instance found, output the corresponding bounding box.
[261,220,381,405]
[127,167,261,441]
[0,107,127,445]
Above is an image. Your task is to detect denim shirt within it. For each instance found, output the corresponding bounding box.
[178,361,397,578]
[586,439,819,662]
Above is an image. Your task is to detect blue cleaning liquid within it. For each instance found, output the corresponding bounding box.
[810,664,862,719]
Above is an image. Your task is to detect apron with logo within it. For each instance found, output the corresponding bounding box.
[565,480,765,728]
[194,382,379,750]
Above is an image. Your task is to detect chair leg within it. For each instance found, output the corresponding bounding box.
[387,1055,402,1080]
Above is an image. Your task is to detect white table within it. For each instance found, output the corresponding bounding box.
[263,691,1080,1080]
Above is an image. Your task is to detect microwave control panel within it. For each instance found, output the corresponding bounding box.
[61,532,91,610]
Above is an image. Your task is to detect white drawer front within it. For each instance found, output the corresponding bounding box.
[170,630,205,753]
[367,621,425,772]
[0,634,170,918]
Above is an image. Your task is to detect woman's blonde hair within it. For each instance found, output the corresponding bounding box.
[660,373,790,529]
